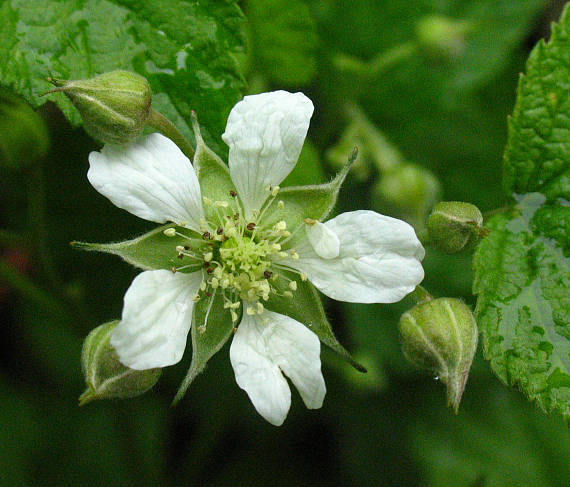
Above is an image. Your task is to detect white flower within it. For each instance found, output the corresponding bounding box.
[87,90,425,425]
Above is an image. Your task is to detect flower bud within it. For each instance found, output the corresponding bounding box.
[47,71,151,144]
[373,163,441,228]
[79,320,161,405]
[427,201,485,254]
[415,15,471,59]
[399,298,478,413]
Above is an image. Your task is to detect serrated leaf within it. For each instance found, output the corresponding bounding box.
[473,194,570,421]
[246,0,318,86]
[503,4,570,200]
[266,270,365,372]
[0,0,245,152]
[72,224,204,273]
[173,290,234,403]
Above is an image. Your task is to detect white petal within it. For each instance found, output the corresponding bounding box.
[88,133,204,231]
[222,91,313,217]
[291,210,425,303]
[305,220,340,259]
[230,310,325,426]
[111,269,202,370]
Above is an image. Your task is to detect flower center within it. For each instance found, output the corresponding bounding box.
[164,186,306,330]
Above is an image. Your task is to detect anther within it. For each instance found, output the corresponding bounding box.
[178,253,184,259]
[289,281,298,291]
[206,267,214,274]
[216,227,223,235]
[171,267,177,273]
[304,218,316,226]
[277,200,284,209]
[202,231,211,240]
[184,245,191,251]
[229,190,237,197]
[163,228,176,237]
[205,291,212,297]
[246,222,256,231]
[246,306,256,316]
[233,213,239,220]
[204,252,213,262]
[198,325,206,333]
[192,294,200,302]
[300,273,307,281]
[264,270,273,279]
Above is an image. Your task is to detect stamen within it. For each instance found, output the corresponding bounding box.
[163,228,176,237]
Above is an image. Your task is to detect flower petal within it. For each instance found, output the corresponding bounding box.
[230,310,325,425]
[88,133,204,231]
[111,269,202,370]
[222,91,313,217]
[305,220,340,259]
[290,210,425,303]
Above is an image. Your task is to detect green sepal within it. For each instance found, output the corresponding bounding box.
[191,113,237,222]
[266,269,366,373]
[80,320,161,405]
[173,291,235,404]
[261,148,357,246]
[72,224,203,273]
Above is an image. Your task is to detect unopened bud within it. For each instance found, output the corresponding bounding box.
[416,15,471,59]
[399,298,478,413]
[79,320,161,405]
[46,70,151,144]
[427,201,485,254]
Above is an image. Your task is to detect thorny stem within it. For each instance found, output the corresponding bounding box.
[147,109,195,160]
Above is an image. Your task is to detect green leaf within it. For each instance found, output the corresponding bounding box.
[246,0,318,86]
[503,4,570,200]
[261,151,355,246]
[173,290,234,404]
[72,224,204,273]
[266,270,365,372]
[0,0,245,151]
[473,194,570,421]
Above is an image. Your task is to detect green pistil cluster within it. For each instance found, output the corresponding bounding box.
[164,186,305,330]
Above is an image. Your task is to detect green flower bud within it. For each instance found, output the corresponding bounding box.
[415,15,471,59]
[373,163,441,228]
[79,320,161,405]
[47,70,151,144]
[399,298,478,413]
[427,201,486,254]
[0,91,49,169]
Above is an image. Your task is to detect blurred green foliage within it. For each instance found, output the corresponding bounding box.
[0,1,568,486]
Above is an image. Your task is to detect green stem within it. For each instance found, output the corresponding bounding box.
[333,41,418,77]
[147,109,195,160]
[409,285,433,304]
[0,260,71,321]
